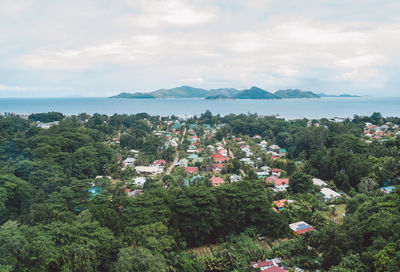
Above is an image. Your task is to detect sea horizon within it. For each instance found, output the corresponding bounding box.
[1,96,400,119]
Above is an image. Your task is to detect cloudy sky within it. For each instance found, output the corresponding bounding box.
[1,0,400,97]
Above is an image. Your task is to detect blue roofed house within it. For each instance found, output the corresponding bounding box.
[188,154,199,160]
[380,186,396,194]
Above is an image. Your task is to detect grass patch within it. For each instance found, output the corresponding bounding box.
[322,203,346,224]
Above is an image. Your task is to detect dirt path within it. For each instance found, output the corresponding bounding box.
[165,127,186,175]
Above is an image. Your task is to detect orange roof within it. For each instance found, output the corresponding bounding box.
[210,176,225,186]
[274,178,289,186]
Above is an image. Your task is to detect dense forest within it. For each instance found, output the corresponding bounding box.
[0,111,399,272]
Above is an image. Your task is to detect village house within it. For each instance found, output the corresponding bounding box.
[320,187,341,201]
[251,258,287,272]
[230,174,242,182]
[271,168,282,177]
[261,166,271,173]
[188,154,199,160]
[210,176,225,187]
[289,221,315,236]
[177,158,189,167]
[212,163,225,172]
[269,144,280,151]
[268,176,289,192]
[123,157,136,167]
[152,159,166,167]
[135,166,163,176]
[127,189,144,197]
[256,171,269,179]
[312,178,328,187]
[132,177,147,187]
[185,167,198,174]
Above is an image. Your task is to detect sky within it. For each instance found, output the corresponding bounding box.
[1,0,400,97]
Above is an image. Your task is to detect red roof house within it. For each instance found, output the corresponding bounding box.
[211,153,225,159]
[214,157,230,163]
[185,167,199,174]
[210,176,225,187]
[153,159,167,166]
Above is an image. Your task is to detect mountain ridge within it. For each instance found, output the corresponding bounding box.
[110,86,358,100]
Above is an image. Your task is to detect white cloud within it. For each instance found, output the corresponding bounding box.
[2,0,400,96]
[178,77,204,84]
[120,0,217,28]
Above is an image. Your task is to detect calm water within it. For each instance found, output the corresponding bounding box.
[0,97,399,119]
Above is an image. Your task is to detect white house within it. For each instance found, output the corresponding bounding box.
[135,166,163,176]
[312,178,328,187]
[320,187,341,201]
[230,174,242,182]
[123,158,136,167]
[177,158,189,167]
[133,177,147,187]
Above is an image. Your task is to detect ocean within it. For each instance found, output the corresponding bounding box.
[1,97,399,119]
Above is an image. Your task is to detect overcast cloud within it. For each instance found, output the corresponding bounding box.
[0,0,399,97]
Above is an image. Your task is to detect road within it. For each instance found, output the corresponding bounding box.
[165,127,186,175]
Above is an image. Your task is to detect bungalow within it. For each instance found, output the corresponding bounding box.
[274,178,289,192]
[214,157,230,163]
[193,157,204,164]
[188,154,199,160]
[261,166,271,173]
[129,149,140,154]
[123,157,136,167]
[312,178,328,187]
[268,176,289,191]
[132,177,147,187]
[380,186,396,194]
[230,174,242,182]
[269,144,280,151]
[185,167,199,174]
[189,174,204,184]
[212,163,225,172]
[135,166,163,176]
[251,259,287,272]
[289,221,315,236]
[177,158,189,167]
[256,171,269,179]
[127,189,144,197]
[152,159,166,167]
[271,169,282,177]
[279,149,287,156]
[252,134,262,139]
[211,153,225,159]
[187,149,199,154]
[320,187,341,201]
[210,176,225,187]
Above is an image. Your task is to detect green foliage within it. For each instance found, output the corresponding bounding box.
[289,171,313,194]
[28,112,64,122]
[113,247,168,272]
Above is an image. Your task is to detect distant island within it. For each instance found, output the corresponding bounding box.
[318,93,361,98]
[110,86,359,100]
